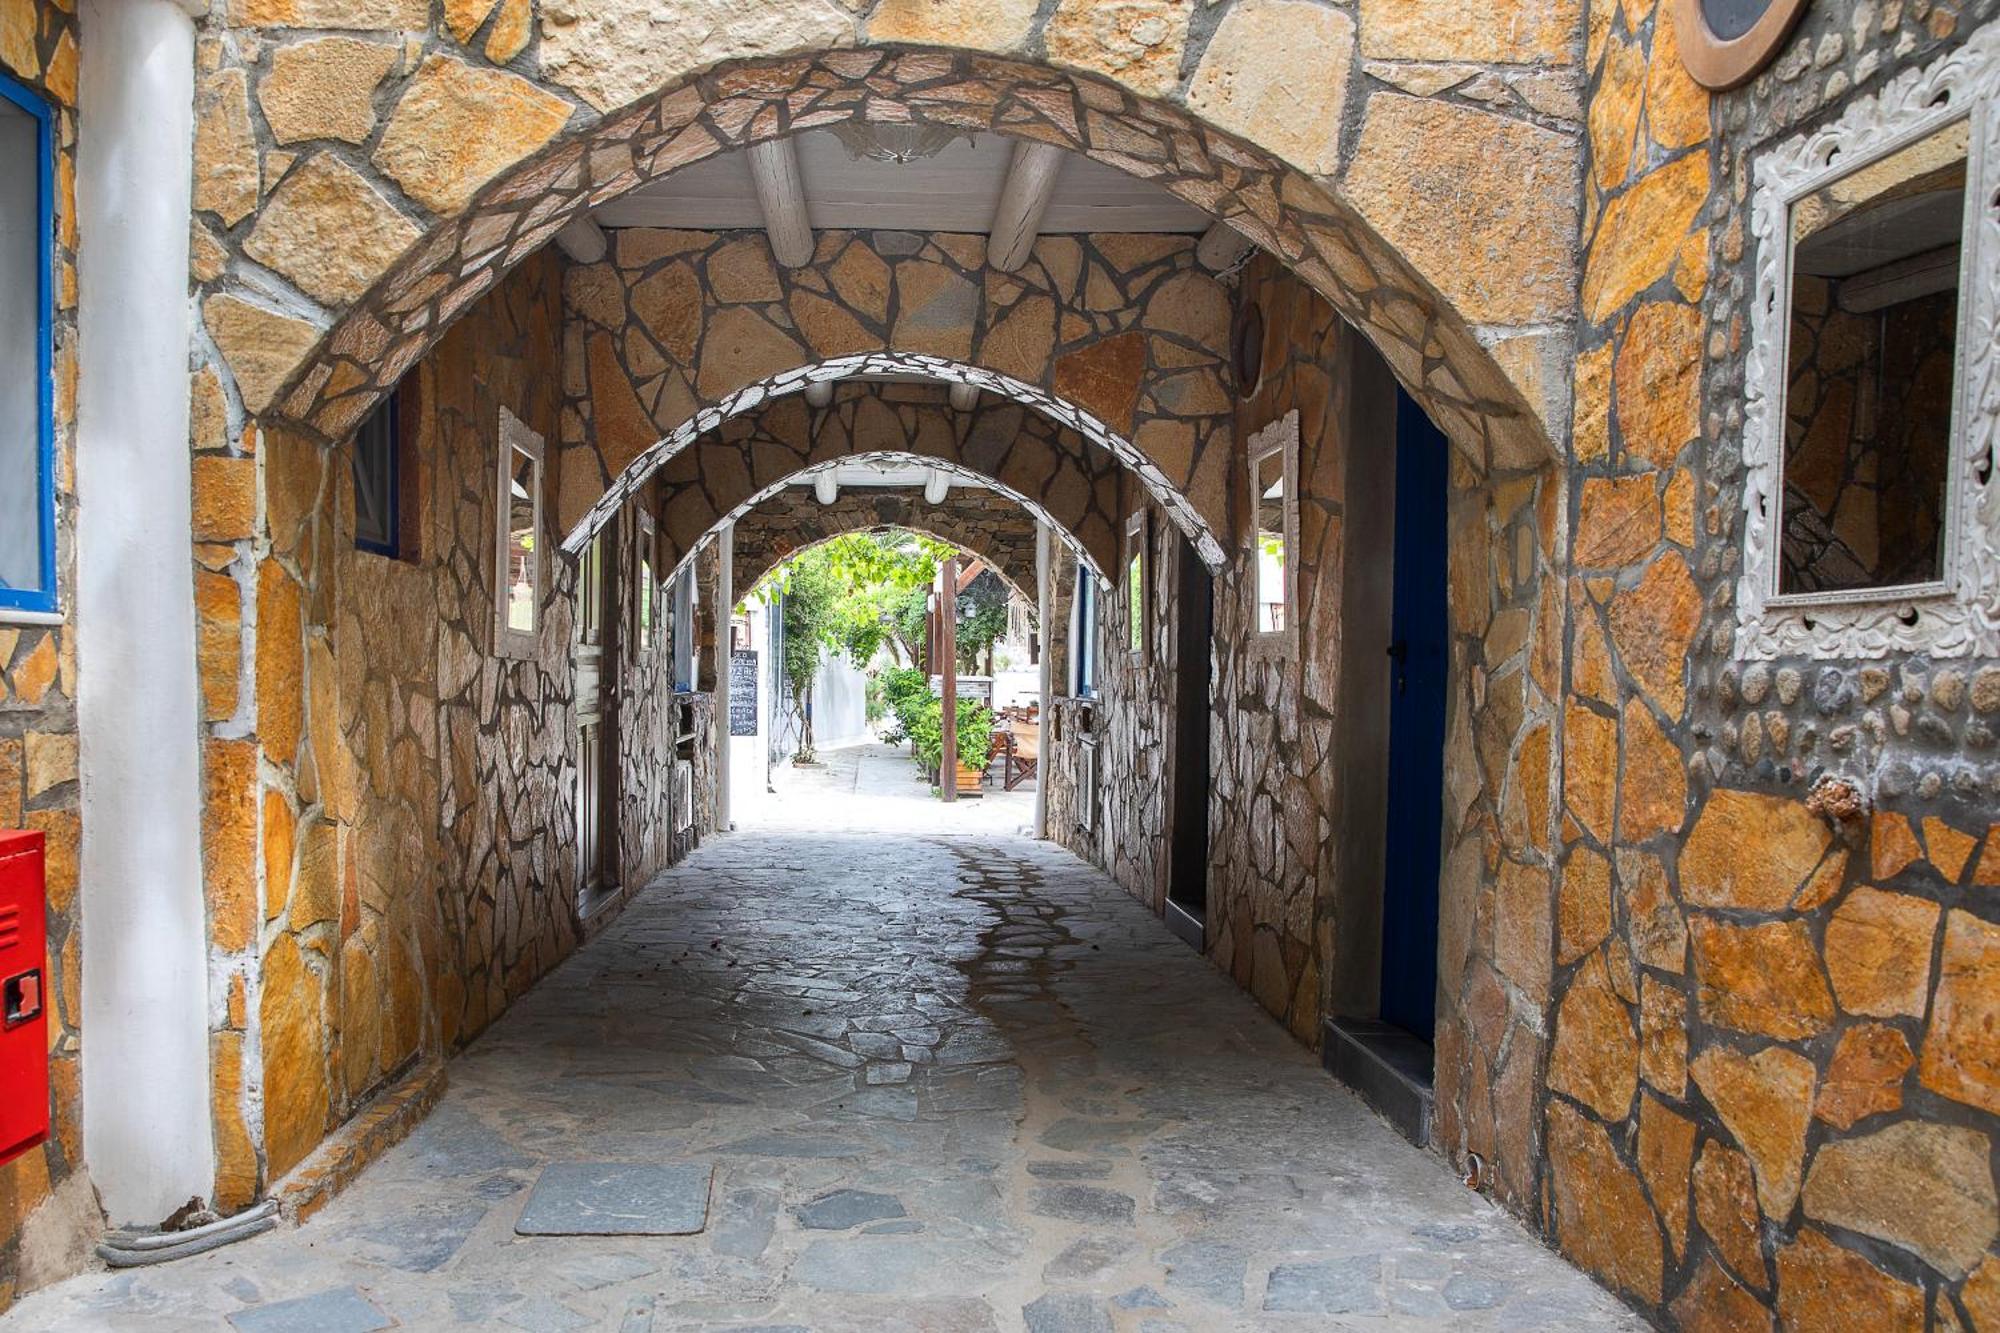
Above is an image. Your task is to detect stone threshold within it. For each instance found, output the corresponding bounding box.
[1322,1017,1434,1149]
[1164,898,1204,952]
[271,1058,447,1225]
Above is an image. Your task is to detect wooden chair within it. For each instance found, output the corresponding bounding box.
[1001,719,1039,791]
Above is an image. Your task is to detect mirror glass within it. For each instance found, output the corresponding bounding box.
[505,445,538,633]
[1127,547,1143,653]
[1255,448,1287,633]
[1780,119,1966,595]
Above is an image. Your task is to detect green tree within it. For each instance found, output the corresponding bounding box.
[752,528,965,762]
[954,568,1009,675]
[774,550,841,763]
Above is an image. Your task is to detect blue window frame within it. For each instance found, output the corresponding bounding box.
[0,74,55,615]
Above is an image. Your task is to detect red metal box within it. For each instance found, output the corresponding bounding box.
[0,830,48,1166]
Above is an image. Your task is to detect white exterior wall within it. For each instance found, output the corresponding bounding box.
[74,0,214,1225]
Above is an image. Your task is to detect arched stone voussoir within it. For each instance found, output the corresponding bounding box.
[667,451,1105,598]
[645,382,1121,582]
[729,487,1042,608]
[236,44,1569,502]
[577,358,1192,570]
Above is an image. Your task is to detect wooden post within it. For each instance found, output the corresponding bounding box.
[1034,522,1051,839]
[715,520,733,832]
[940,555,958,803]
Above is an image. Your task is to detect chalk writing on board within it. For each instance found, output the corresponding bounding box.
[729,650,758,736]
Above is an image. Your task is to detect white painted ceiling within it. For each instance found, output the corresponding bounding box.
[594,129,1210,234]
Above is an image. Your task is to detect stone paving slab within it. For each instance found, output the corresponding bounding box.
[515,1163,714,1236]
[5,755,1644,1331]
[224,1286,389,1333]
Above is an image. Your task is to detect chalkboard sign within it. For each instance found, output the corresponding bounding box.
[729,649,758,736]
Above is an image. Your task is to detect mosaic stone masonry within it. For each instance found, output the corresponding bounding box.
[1541,1,2000,1327]
[186,23,1579,503]
[560,228,1235,564]
[729,487,1041,608]
[27,2,2000,1331]
[210,253,710,1231]
[645,380,1118,590]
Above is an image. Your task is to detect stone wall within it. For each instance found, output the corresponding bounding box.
[0,0,82,1304]
[731,487,1040,606]
[608,508,720,924]
[230,252,702,1208]
[185,11,1582,516]
[1549,2,2000,1325]
[564,227,1232,551]
[1048,482,1184,908]
[630,375,1123,583]
[1198,254,1566,1219]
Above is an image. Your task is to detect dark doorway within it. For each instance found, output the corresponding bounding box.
[1377,390,1450,1039]
[1166,533,1212,947]
[576,517,624,909]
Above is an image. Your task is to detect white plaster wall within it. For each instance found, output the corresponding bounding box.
[810,650,870,751]
[75,0,214,1226]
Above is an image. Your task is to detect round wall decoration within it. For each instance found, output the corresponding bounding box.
[1233,301,1264,393]
[1670,0,1813,90]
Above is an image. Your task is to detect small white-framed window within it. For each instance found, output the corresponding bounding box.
[1740,30,2000,658]
[493,407,544,657]
[1125,508,1148,659]
[0,75,54,619]
[632,508,657,655]
[1248,409,1299,656]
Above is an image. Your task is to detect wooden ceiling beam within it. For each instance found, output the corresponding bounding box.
[1195,219,1255,273]
[987,141,1066,273]
[747,137,814,268]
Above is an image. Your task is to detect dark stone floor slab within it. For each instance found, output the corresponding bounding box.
[795,1188,906,1229]
[226,1287,390,1333]
[514,1162,713,1236]
[13,753,1647,1333]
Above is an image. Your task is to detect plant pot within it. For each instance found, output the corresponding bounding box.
[953,761,984,796]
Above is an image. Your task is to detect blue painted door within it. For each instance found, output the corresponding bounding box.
[1378,391,1450,1040]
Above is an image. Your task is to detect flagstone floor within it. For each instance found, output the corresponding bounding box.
[7,747,1639,1331]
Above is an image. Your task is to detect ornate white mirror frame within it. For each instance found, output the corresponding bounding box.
[1739,28,2000,660]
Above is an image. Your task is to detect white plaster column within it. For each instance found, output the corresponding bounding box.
[75,0,214,1225]
[1035,522,1052,840]
[714,521,733,833]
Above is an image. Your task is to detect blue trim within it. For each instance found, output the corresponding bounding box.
[0,73,56,615]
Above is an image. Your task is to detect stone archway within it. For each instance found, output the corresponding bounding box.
[179,12,1588,1249]
[730,492,1039,608]
[208,41,1575,484]
[673,446,1100,592]
[632,381,1122,579]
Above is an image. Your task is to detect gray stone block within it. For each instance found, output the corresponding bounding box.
[226,1287,390,1333]
[514,1162,713,1235]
